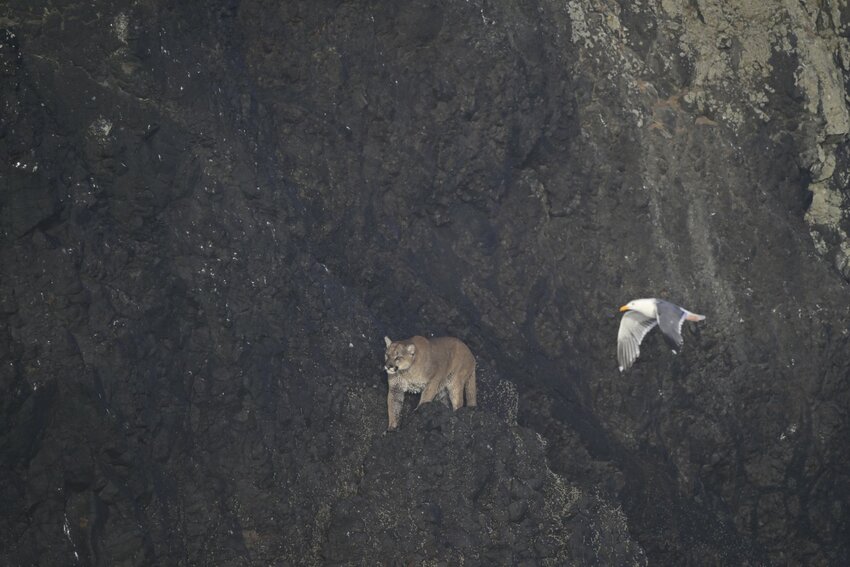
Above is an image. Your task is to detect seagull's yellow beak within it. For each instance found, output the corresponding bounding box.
[619,305,630,312]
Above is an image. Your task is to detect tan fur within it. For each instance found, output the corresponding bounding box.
[383,335,477,431]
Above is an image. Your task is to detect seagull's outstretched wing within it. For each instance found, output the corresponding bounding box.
[617,311,658,371]
[656,300,687,351]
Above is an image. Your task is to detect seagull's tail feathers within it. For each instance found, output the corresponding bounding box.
[685,312,705,322]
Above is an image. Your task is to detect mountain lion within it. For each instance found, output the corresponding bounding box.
[383,335,477,430]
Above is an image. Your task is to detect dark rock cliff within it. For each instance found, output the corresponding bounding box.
[2,1,849,565]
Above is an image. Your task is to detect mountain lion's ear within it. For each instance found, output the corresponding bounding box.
[406,344,416,355]
[384,336,392,347]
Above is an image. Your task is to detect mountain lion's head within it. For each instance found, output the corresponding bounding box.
[383,336,416,374]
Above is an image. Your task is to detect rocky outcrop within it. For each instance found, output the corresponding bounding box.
[325,403,645,566]
[1,0,849,565]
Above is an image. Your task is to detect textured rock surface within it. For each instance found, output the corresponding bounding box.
[1,0,849,565]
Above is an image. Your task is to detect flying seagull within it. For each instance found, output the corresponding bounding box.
[617,298,705,372]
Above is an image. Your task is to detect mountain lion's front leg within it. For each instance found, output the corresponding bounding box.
[387,385,405,431]
[417,373,450,408]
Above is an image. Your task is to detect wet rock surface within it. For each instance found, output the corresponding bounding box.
[1,0,849,565]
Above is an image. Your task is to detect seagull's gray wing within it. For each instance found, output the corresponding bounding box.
[656,299,687,351]
[617,311,658,371]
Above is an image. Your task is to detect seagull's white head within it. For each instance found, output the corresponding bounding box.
[618,298,658,318]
